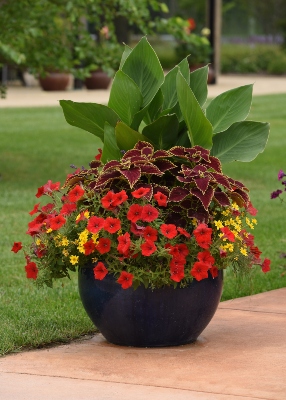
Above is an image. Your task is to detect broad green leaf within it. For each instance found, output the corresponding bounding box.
[131,104,150,131]
[211,121,270,163]
[176,131,191,147]
[189,65,208,106]
[115,121,150,151]
[122,37,165,107]
[161,66,179,110]
[108,70,142,125]
[206,84,253,133]
[176,71,213,149]
[60,100,119,142]
[119,44,132,69]
[142,114,179,150]
[101,123,121,163]
[177,57,190,84]
[145,89,163,123]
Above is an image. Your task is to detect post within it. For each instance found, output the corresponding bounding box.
[207,0,222,84]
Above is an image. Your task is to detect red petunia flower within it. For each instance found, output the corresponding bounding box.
[11,242,22,253]
[131,187,150,198]
[250,246,262,260]
[193,223,212,241]
[196,238,212,250]
[35,243,46,258]
[247,201,257,216]
[170,257,186,269]
[84,239,96,255]
[219,247,227,258]
[141,205,159,222]
[60,202,77,216]
[209,266,219,278]
[29,203,41,216]
[177,227,191,238]
[112,190,128,206]
[153,191,168,207]
[43,180,60,194]
[117,271,134,289]
[95,148,102,161]
[141,241,157,256]
[169,244,189,259]
[96,238,111,254]
[103,217,121,234]
[41,203,54,213]
[190,261,209,281]
[143,226,158,242]
[87,216,105,234]
[117,232,131,254]
[170,266,185,282]
[197,251,215,266]
[35,186,45,198]
[127,204,143,223]
[160,224,178,239]
[220,227,235,242]
[130,222,145,237]
[68,185,85,203]
[49,215,66,230]
[261,258,271,273]
[93,261,108,280]
[25,261,38,279]
[241,231,255,247]
[101,191,115,209]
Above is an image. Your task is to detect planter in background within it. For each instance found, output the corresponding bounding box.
[84,70,111,90]
[39,72,70,91]
[78,266,223,348]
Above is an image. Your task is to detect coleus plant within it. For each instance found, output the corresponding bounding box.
[60,37,270,165]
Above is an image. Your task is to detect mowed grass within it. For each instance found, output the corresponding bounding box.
[1,93,286,355]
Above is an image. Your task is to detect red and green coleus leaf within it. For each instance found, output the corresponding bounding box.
[153,159,176,173]
[190,186,214,210]
[213,190,231,207]
[119,167,141,188]
[91,170,122,188]
[210,172,232,190]
[187,207,209,223]
[169,187,190,202]
[194,176,211,194]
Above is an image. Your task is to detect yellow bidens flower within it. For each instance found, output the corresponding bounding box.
[62,249,69,257]
[240,247,248,256]
[61,237,69,246]
[35,238,41,246]
[84,211,90,219]
[46,228,53,233]
[70,255,79,265]
[214,220,224,230]
[232,202,239,211]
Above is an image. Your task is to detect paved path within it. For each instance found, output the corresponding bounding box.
[1,288,286,399]
[1,74,286,108]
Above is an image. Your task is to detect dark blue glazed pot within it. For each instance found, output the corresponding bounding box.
[78,267,223,347]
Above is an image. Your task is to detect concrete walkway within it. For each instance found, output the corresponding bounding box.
[1,74,286,108]
[1,288,286,399]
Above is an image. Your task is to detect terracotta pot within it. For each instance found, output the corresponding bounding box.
[39,72,70,91]
[84,70,111,90]
[78,266,223,347]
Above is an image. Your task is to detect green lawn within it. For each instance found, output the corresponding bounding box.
[1,94,286,355]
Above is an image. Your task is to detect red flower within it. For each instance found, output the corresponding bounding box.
[170,266,185,282]
[261,258,271,273]
[250,246,262,260]
[35,185,45,198]
[141,205,159,222]
[60,202,77,216]
[41,203,54,213]
[197,251,215,266]
[25,262,38,279]
[84,239,96,255]
[87,216,105,234]
[193,223,212,241]
[187,18,196,32]
[241,231,255,247]
[117,271,134,289]
[49,215,66,230]
[43,180,60,193]
[96,238,111,254]
[190,261,209,281]
[11,242,22,253]
[127,204,143,223]
[112,190,128,206]
[29,203,40,216]
[209,266,219,278]
[143,226,158,242]
[141,241,157,256]
[117,232,131,254]
[95,148,102,161]
[103,217,121,234]
[247,201,257,216]
[160,224,178,239]
[131,187,150,198]
[177,227,191,238]
[169,244,189,259]
[153,191,167,207]
[101,191,115,209]
[219,247,227,258]
[130,222,145,237]
[93,262,108,280]
[220,227,235,242]
[35,243,46,258]
[68,185,85,202]
[170,257,186,268]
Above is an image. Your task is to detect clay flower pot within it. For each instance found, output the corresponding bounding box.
[39,72,70,91]
[84,70,111,90]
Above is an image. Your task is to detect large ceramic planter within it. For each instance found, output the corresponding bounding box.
[84,70,111,90]
[39,72,70,91]
[78,266,223,347]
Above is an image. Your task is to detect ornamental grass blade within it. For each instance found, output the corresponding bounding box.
[211,121,270,164]
[206,84,253,134]
[122,37,164,108]
[108,70,143,126]
[176,71,213,149]
[60,100,119,142]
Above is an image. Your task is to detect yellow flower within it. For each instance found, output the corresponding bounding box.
[61,237,69,246]
[92,257,98,263]
[84,211,90,219]
[77,245,85,254]
[214,220,224,230]
[222,209,230,216]
[35,238,41,246]
[70,255,79,265]
[240,247,248,256]
[62,249,69,257]
[225,243,234,252]
[46,228,53,233]
[92,233,99,243]
[78,229,89,244]
[232,202,239,211]
[252,218,257,225]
